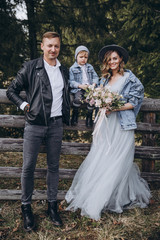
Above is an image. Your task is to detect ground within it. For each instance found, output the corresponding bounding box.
[0,153,160,240]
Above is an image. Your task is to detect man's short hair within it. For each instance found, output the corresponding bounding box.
[42,32,61,42]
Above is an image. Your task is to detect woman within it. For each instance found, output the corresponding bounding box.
[65,44,151,221]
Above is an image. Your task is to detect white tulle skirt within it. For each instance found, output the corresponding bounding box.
[65,110,151,221]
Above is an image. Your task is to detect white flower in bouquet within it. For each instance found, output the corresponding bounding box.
[95,99,102,108]
[88,84,95,91]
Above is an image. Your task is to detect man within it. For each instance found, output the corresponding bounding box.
[6,32,70,231]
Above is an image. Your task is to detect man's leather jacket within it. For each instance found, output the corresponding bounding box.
[6,56,70,126]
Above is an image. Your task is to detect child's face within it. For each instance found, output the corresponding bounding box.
[77,51,88,66]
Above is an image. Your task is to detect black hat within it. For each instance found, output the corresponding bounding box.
[98,44,129,64]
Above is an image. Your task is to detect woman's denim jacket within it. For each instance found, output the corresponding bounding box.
[100,69,144,130]
[69,62,99,93]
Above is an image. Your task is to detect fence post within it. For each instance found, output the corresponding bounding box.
[142,112,156,172]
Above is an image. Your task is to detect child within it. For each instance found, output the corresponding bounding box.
[70,45,99,127]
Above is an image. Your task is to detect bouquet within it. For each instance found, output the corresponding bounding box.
[83,84,125,143]
[84,84,126,142]
[84,84,125,112]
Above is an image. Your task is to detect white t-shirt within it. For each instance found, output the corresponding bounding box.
[80,65,89,85]
[44,59,64,117]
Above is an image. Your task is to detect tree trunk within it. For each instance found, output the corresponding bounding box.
[25,0,38,59]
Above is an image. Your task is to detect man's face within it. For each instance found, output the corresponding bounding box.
[41,37,60,64]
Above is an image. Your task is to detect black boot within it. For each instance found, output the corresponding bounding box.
[21,204,35,232]
[71,107,79,126]
[47,201,63,227]
[86,111,93,127]
[86,113,89,127]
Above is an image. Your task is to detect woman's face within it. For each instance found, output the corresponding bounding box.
[108,51,122,71]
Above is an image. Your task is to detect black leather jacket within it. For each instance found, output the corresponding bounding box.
[6,56,70,126]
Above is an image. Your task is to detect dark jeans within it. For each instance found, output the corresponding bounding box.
[72,90,94,111]
[72,90,84,108]
[21,118,63,204]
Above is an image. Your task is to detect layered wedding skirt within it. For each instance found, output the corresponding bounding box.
[65,110,151,220]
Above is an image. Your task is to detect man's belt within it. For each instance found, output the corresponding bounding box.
[50,116,62,121]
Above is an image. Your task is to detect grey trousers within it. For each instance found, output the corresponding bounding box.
[21,118,63,204]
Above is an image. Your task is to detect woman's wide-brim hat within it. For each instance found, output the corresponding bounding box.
[98,44,129,64]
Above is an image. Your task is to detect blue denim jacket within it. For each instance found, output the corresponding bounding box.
[100,69,144,130]
[69,62,99,93]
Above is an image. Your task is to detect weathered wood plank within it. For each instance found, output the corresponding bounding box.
[0,115,25,128]
[0,89,26,104]
[1,115,160,133]
[140,98,160,112]
[0,189,66,200]
[1,89,160,111]
[0,138,160,159]
[0,170,159,200]
[0,167,160,182]
[0,115,94,131]
[136,122,160,133]
[135,146,160,159]
[0,167,76,179]
[0,138,91,155]
[141,172,160,182]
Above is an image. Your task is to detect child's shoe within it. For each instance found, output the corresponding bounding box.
[71,108,79,126]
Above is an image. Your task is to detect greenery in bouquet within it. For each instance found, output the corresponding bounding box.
[84,84,125,111]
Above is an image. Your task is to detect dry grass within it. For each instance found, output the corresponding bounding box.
[0,152,160,240]
[0,196,160,240]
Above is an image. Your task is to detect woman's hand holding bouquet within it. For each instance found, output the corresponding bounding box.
[84,84,125,119]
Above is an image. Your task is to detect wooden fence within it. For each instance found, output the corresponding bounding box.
[0,89,160,200]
